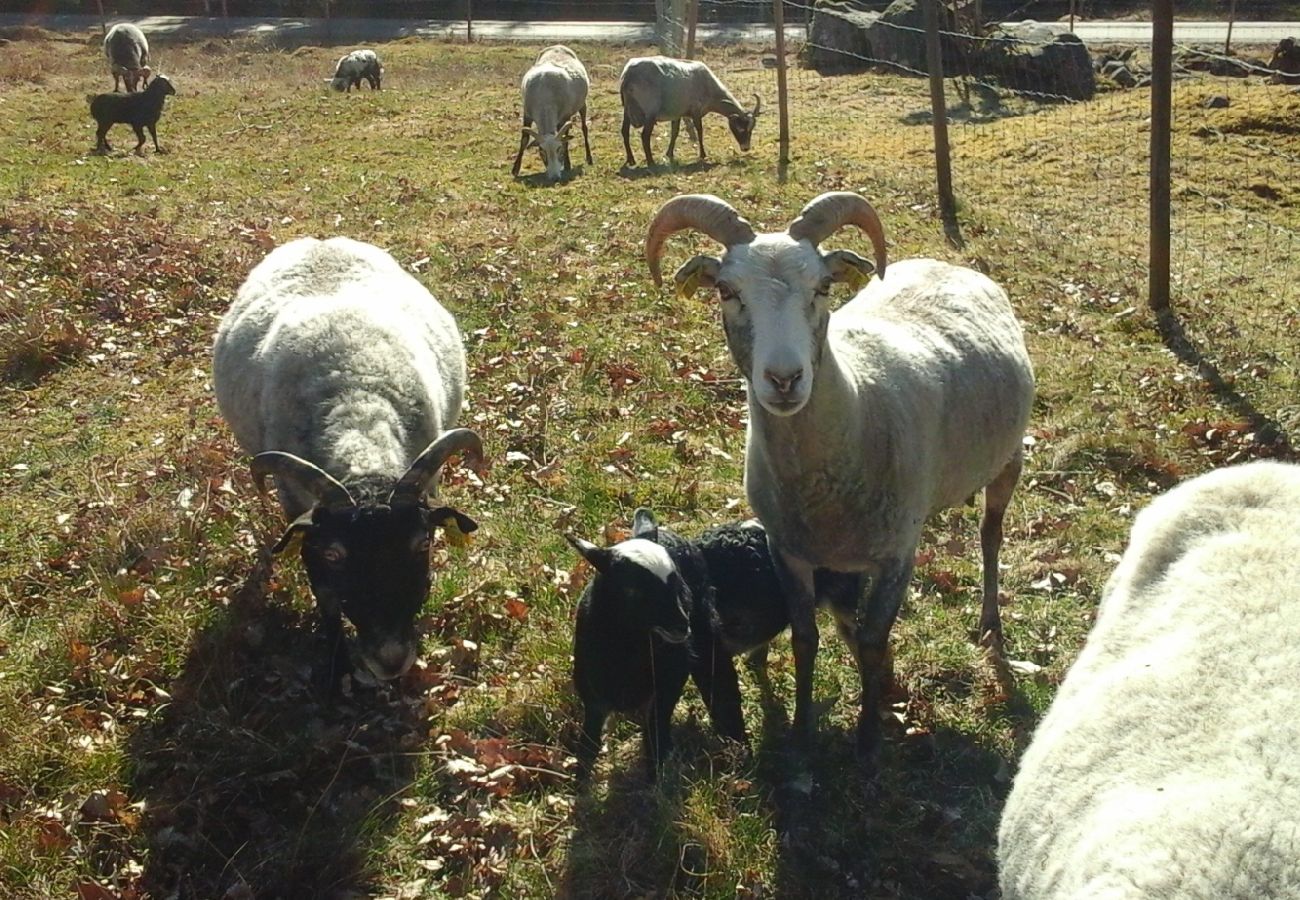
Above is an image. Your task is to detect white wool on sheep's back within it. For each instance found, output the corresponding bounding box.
[613,539,675,584]
[998,460,1300,900]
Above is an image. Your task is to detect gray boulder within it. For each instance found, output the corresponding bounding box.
[803,0,879,74]
[987,31,1096,102]
[802,0,963,76]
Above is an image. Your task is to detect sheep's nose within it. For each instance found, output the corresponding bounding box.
[764,368,803,395]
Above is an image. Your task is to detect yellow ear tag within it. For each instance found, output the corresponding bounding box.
[676,268,704,300]
[841,265,871,292]
[441,515,472,548]
[275,527,306,556]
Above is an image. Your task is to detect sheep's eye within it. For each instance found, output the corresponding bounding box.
[322,544,347,565]
[717,284,740,305]
[413,535,432,556]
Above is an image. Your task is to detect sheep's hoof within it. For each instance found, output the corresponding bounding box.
[156,147,169,155]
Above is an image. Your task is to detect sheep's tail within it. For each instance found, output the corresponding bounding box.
[619,79,648,128]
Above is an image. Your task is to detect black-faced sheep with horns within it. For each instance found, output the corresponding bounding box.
[103,23,150,93]
[1000,461,1300,899]
[568,509,857,781]
[645,193,1035,780]
[619,56,761,168]
[213,236,482,688]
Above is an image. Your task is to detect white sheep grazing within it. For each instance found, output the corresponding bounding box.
[212,237,481,686]
[510,45,592,182]
[619,56,761,167]
[645,192,1035,777]
[999,460,1300,900]
[328,49,383,92]
[103,23,151,93]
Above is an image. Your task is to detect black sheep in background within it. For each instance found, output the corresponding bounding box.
[89,74,175,155]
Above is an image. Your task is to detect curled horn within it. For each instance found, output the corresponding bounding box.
[645,194,756,287]
[389,428,484,504]
[751,93,763,117]
[787,192,888,278]
[250,451,354,509]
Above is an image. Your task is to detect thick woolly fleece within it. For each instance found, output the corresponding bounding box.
[999,461,1300,900]
[211,236,465,519]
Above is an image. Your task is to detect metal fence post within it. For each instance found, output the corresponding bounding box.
[1224,0,1237,56]
[1150,0,1173,312]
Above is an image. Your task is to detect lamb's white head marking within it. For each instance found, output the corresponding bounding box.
[613,538,676,584]
[645,193,887,418]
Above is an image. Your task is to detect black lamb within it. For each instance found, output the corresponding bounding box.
[89,74,175,155]
[567,509,859,781]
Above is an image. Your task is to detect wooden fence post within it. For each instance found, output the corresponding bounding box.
[1149,0,1173,312]
[774,0,790,165]
[467,0,474,43]
[685,0,698,58]
[96,0,106,34]
[922,0,957,230]
[1224,0,1237,56]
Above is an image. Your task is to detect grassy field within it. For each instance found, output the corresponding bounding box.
[0,26,1297,900]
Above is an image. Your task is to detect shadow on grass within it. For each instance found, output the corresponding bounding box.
[1154,307,1295,459]
[618,159,719,180]
[126,551,427,898]
[747,654,1012,900]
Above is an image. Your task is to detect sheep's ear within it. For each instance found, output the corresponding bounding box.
[429,506,478,548]
[674,255,720,300]
[565,533,613,573]
[824,249,875,291]
[631,508,659,542]
[271,510,315,555]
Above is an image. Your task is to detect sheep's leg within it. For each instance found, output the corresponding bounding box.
[744,643,768,673]
[95,124,112,153]
[980,449,1023,652]
[579,105,593,164]
[621,112,636,167]
[693,115,706,160]
[576,704,607,781]
[131,124,147,155]
[771,545,819,740]
[667,118,680,162]
[113,74,122,92]
[148,124,165,154]
[691,639,746,744]
[511,116,532,177]
[640,123,656,167]
[853,557,913,777]
[643,670,688,780]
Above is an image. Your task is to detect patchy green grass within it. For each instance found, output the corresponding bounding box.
[0,28,1296,900]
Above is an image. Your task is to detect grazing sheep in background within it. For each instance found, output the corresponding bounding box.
[103,22,150,93]
[328,49,383,92]
[511,44,593,182]
[999,461,1300,899]
[619,56,761,167]
[568,510,858,780]
[89,73,175,155]
[212,236,482,687]
[645,192,1035,778]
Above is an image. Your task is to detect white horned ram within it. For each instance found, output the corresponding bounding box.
[619,56,761,168]
[103,23,151,93]
[999,460,1300,900]
[511,44,593,182]
[213,236,482,687]
[328,49,383,92]
[645,192,1035,776]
